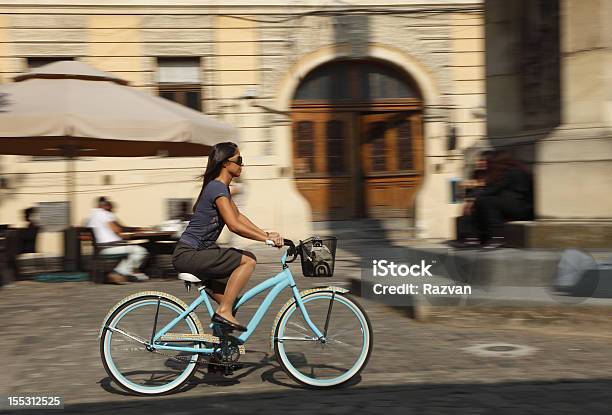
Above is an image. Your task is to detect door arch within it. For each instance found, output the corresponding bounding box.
[291,59,425,221]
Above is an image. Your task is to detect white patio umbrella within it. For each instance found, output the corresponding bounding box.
[0,60,238,223]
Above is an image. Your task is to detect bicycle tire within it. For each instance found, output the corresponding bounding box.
[273,290,373,388]
[100,292,203,396]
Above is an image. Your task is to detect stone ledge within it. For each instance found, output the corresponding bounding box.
[349,277,612,327]
[505,221,612,249]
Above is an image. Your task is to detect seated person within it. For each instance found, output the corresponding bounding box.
[473,151,534,249]
[454,151,492,247]
[86,196,149,284]
[7,207,42,280]
[20,207,40,254]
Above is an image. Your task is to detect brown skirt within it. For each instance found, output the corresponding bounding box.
[172,242,256,294]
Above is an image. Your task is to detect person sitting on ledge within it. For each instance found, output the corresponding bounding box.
[473,150,534,249]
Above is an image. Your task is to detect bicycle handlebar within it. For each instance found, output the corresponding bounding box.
[265,238,299,263]
[265,238,295,247]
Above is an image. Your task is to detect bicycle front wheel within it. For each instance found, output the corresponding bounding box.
[273,291,373,388]
[100,293,202,396]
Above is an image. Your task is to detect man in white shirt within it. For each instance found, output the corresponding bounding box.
[86,197,149,284]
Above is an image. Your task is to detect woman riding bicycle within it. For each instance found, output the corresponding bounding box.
[172,142,284,332]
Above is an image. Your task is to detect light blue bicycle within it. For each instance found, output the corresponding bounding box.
[99,238,372,395]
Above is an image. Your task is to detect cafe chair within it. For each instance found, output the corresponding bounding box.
[12,227,57,278]
[150,240,178,277]
[0,227,17,286]
[77,227,129,284]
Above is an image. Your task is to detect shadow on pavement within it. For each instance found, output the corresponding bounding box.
[8,378,612,414]
[98,351,364,397]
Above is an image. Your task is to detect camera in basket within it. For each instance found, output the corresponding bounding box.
[300,236,337,277]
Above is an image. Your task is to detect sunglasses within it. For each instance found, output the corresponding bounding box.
[227,155,243,166]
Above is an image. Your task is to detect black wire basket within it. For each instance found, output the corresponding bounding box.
[299,236,337,277]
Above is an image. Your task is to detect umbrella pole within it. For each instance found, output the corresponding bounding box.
[62,145,80,273]
[66,154,76,225]
[62,145,78,226]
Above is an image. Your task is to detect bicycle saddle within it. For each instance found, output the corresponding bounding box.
[178,273,201,283]
[179,273,204,292]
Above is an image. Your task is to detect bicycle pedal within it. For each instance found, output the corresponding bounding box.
[212,325,243,342]
[159,333,220,344]
[212,323,230,336]
[230,362,245,371]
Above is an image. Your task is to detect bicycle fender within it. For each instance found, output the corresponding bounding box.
[99,291,205,338]
[270,286,349,351]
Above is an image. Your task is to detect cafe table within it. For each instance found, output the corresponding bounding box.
[121,230,177,278]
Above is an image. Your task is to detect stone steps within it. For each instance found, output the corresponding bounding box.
[312,219,417,241]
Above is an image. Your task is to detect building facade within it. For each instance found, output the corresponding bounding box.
[485,0,612,247]
[0,0,485,252]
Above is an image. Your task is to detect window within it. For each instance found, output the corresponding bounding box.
[166,198,194,220]
[294,121,315,174]
[368,121,387,172]
[27,57,73,69]
[362,65,415,100]
[396,120,414,170]
[294,64,350,100]
[294,60,418,102]
[38,201,70,232]
[364,118,415,173]
[157,57,202,111]
[326,120,345,174]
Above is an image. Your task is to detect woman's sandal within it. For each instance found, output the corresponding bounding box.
[212,313,247,332]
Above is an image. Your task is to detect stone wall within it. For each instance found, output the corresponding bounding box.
[485,0,612,224]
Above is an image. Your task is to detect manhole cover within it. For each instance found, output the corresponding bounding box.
[462,343,538,358]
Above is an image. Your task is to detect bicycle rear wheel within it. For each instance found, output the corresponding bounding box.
[273,291,372,388]
[100,293,202,395]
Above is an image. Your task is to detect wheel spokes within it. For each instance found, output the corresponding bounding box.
[103,298,201,394]
[107,326,149,345]
[277,295,369,384]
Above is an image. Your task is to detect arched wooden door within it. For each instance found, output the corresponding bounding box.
[291,60,424,221]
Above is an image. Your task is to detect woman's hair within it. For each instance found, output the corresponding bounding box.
[23,207,36,222]
[486,150,527,184]
[192,142,238,212]
[480,150,496,165]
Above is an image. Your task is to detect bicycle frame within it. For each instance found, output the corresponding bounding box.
[150,250,325,355]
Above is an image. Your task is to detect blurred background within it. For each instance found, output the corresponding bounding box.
[1,0,607,259]
[0,0,490,255]
[2,0,610,293]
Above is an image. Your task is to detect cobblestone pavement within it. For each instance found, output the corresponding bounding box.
[1,245,611,414]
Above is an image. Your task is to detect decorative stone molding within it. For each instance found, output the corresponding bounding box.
[261,13,452,105]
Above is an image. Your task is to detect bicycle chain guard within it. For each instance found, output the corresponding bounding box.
[152,331,245,367]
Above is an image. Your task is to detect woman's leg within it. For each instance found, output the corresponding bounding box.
[209,292,224,304]
[215,254,256,325]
